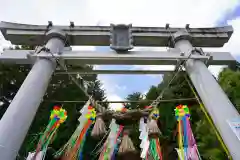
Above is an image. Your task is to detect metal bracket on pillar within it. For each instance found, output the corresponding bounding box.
[170,30,213,67]
[110,24,133,52]
[192,47,212,66]
[169,29,193,48]
[28,29,68,66]
[45,29,67,64]
[174,52,185,71]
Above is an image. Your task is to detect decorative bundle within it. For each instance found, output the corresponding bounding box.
[118,129,136,157]
[64,105,96,160]
[91,113,106,139]
[175,105,201,160]
[98,119,124,160]
[147,108,163,160]
[99,104,138,160]
[55,100,96,160]
[32,105,67,160]
[148,108,161,138]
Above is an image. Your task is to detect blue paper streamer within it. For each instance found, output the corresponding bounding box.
[78,125,92,160]
[111,131,123,160]
[182,117,189,159]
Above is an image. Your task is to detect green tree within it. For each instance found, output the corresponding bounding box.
[218,68,240,112]
[124,92,145,152]
[195,118,228,160]
[126,92,144,109]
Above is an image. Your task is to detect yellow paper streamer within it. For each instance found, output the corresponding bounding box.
[178,121,185,160]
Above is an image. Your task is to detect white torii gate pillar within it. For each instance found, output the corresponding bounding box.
[173,30,240,160]
[0,29,66,160]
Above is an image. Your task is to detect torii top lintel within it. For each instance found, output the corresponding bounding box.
[0,21,233,47]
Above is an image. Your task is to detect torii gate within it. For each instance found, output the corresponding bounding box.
[0,21,239,160]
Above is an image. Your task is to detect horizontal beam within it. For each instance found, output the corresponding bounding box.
[0,50,235,65]
[54,69,182,75]
[0,21,233,47]
[44,98,196,103]
[31,50,236,65]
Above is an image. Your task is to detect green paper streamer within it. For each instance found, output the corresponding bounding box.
[149,139,159,160]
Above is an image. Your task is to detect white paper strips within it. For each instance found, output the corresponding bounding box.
[26,151,43,160]
[139,118,149,158]
[99,119,119,160]
[108,119,119,158]
[78,99,91,131]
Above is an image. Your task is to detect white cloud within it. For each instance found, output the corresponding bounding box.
[0,33,11,53]
[208,65,226,78]
[131,65,174,78]
[132,65,175,71]
[223,17,240,57]
[106,94,124,111]
[201,17,240,78]
[0,0,238,26]
[89,0,239,27]
[142,90,148,99]
[98,75,124,110]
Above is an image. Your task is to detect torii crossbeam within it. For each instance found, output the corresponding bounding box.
[0,21,239,160]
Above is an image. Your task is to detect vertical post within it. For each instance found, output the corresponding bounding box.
[0,29,66,160]
[172,30,240,159]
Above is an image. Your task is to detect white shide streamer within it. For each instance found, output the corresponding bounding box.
[139,118,149,158]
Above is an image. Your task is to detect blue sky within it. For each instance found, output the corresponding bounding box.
[218,3,240,25]
[96,48,163,99]
[0,0,240,109]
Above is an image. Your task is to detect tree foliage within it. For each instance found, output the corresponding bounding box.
[218,68,240,111]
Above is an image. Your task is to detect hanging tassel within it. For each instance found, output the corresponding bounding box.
[68,106,96,160]
[56,104,96,160]
[139,117,150,159]
[110,125,124,159]
[175,105,188,160]
[91,114,106,139]
[66,119,92,160]
[186,116,201,160]
[155,138,163,160]
[147,108,161,138]
[148,130,163,160]
[175,104,201,160]
[147,108,163,160]
[118,130,136,157]
[177,120,185,160]
[147,119,161,138]
[54,100,91,158]
[33,106,67,160]
[99,119,119,160]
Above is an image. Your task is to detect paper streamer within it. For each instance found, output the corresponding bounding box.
[54,100,96,159]
[139,117,149,159]
[99,119,120,160]
[175,105,201,160]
